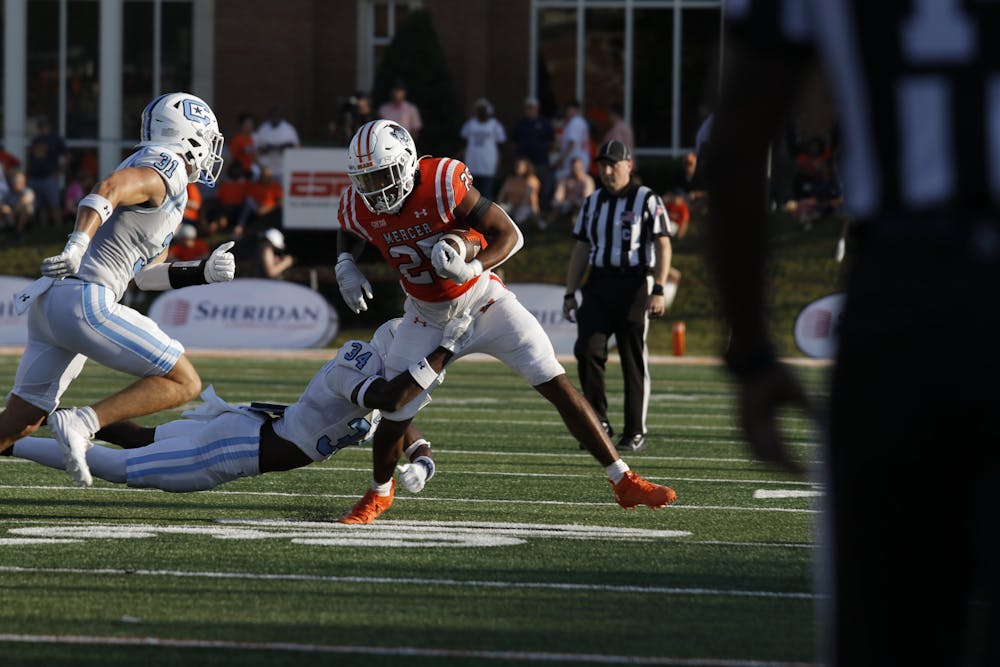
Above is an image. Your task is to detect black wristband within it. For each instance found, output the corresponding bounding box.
[651,283,665,296]
[724,341,779,380]
[564,293,576,300]
[168,260,208,288]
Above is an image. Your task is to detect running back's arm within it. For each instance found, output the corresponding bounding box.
[355,346,453,412]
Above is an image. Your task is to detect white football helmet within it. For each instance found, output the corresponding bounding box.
[347,120,417,214]
[138,92,225,187]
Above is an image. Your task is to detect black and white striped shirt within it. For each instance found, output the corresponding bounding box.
[572,184,674,269]
[726,0,1000,219]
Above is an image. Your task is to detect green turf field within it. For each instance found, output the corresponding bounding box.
[0,354,827,666]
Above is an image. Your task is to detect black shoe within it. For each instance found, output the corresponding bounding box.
[616,434,647,452]
[579,420,615,450]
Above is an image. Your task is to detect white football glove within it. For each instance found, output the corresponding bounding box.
[398,456,435,493]
[335,254,374,313]
[41,232,91,278]
[204,241,236,283]
[440,311,475,353]
[431,240,483,285]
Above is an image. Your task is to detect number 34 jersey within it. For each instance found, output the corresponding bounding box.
[74,145,189,302]
[273,339,383,463]
[338,157,487,303]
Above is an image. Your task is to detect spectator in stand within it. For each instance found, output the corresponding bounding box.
[460,98,506,200]
[183,183,203,228]
[512,97,556,213]
[663,193,692,240]
[258,228,295,279]
[168,223,210,262]
[601,104,636,168]
[26,116,67,228]
[378,81,422,141]
[229,113,258,179]
[497,157,541,229]
[0,146,20,173]
[333,92,375,146]
[0,169,36,242]
[553,100,591,182]
[236,165,283,235]
[784,160,844,229]
[253,106,299,180]
[62,169,94,224]
[208,162,250,236]
[547,157,595,228]
[669,152,708,216]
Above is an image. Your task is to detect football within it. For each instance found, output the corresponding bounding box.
[439,228,484,262]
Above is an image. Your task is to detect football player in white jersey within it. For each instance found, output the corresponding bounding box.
[0,92,235,488]
[5,316,472,496]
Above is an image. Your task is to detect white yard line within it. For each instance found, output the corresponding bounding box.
[0,565,818,600]
[295,467,822,487]
[0,633,817,666]
[0,485,819,513]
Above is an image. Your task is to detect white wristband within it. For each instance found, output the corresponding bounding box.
[414,455,436,481]
[407,358,439,389]
[468,259,484,277]
[336,252,355,264]
[79,194,115,224]
[404,439,431,459]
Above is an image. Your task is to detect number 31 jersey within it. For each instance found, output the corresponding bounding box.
[74,145,189,302]
[338,157,487,303]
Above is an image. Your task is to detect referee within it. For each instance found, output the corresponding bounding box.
[563,140,676,452]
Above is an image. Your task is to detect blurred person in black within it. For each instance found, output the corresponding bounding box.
[707,2,1000,664]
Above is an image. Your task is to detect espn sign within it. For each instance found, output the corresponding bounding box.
[283,148,350,230]
[289,171,351,198]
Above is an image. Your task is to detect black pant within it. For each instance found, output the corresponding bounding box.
[827,220,1000,665]
[574,268,650,438]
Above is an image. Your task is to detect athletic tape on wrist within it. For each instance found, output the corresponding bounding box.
[404,439,431,459]
[414,455,436,481]
[407,358,439,389]
[336,252,355,265]
[79,194,114,224]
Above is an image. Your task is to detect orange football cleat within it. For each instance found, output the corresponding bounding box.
[337,480,396,524]
[612,471,677,509]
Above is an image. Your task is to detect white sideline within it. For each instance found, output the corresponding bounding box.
[0,564,818,600]
[0,633,817,666]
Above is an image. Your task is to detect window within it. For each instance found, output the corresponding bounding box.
[358,0,423,91]
[122,1,194,138]
[532,0,723,154]
[65,1,100,140]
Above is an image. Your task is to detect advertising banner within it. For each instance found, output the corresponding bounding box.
[507,282,578,356]
[282,148,350,230]
[148,279,338,349]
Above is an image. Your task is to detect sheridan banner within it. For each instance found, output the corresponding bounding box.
[148,279,338,349]
[507,282,578,356]
[282,148,350,230]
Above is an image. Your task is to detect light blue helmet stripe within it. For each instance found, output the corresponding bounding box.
[141,93,171,142]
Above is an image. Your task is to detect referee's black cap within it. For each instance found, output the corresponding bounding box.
[595,140,632,163]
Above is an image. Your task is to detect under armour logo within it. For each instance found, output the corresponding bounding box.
[414,208,428,218]
[413,316,428,327]
[19,295,29,302]
[479,299,496,314]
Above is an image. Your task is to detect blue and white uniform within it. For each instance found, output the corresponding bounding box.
[9,337,393,492]
[10,146,188,413]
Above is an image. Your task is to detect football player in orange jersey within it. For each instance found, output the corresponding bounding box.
[334,119,677,523]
